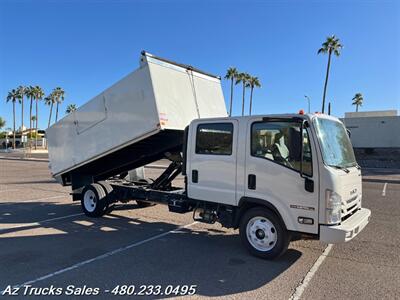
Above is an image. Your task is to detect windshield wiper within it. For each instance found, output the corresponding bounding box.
[328,164,350,173]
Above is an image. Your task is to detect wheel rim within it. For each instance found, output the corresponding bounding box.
[83,190,97,212]
[246,216,277,252]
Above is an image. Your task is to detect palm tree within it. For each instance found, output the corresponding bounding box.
[246,76,261,115]
[318,35,343,113]
[53,87,65,122]
[0,117,5,131]
[34,86,45,149]
[31,116,37,129]
[352,93,363,112]
[16,86,26,140]
[6,89,19,149]
[236,72,250,116]
[45,92,57,128]
[224,67,238,116]
[30,116,37,139]
[25,86,36,148]
[66,104,77,114]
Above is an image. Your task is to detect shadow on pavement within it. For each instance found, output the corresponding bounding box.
[0,201,301,298]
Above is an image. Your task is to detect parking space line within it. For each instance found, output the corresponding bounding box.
[37,213,84,223]
[289,244,333,300]
[0,213,84,233]
[0,221,198,292]
[0,195,66,205]
[382,182,388,196]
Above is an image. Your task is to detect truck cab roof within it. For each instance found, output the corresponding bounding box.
[191,113,341,124]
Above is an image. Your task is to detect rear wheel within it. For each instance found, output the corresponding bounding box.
[81,183,108,217]
[239,207,290,259]
[97,181,115,213]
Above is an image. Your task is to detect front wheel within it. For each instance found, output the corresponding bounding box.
[239,207,290,259]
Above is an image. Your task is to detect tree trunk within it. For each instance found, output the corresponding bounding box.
[241,82,246,116]
[13,102,16,149]
[29,98,33,149]
[48,103,53,128]
[321,50,332,113]
[55,101,59,122]
[356,104,359,112]
[21,95,24,147]
[249,86,254,116]
[229,78,234,116]
[35,99,38,150]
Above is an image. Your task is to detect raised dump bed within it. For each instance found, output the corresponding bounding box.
[47,52,227,188]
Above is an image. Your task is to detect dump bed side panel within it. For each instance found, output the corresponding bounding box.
[47,65,159,176]
[48,53,228,180]
[147,58,227,130]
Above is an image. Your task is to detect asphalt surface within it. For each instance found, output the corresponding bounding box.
[0,157,399,299]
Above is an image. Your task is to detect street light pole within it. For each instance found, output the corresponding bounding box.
[304,95,311,113]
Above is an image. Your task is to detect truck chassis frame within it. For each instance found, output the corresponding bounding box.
[75,159,238,228]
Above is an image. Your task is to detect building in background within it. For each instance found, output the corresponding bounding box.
[341,110,400,168]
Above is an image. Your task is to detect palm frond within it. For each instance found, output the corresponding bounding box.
[224,67,238,80]
[318,35,343,56]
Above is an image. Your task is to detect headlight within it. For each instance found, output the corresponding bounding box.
[326,189,342,224]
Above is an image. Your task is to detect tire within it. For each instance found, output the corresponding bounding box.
[136,200,155,208]
[81,183,108,217]
[239,207,290,259]
[97,181,115,213]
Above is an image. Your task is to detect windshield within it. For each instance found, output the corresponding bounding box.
[314,117,357,168]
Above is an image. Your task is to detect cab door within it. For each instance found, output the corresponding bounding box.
[187,120,238,205]
[244,117,319,234]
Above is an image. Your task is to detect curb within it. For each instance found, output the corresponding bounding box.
[0,156,49,162]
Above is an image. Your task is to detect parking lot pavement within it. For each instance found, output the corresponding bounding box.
[0,158,399,299]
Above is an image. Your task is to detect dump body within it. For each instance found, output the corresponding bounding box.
[47,52,227,184]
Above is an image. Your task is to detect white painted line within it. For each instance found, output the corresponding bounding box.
[289,244,333,300]
[0,213,84,233]
[37,213,84,223]
[0,195,66,205]
[382,182,388,197]
[0,221,198,292]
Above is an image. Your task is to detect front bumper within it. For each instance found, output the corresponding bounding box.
[320,208,371,243]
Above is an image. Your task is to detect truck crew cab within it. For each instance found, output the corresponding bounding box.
[185,114,370,258]
[47,52,370,259]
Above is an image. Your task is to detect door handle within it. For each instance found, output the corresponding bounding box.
[248,174,256,190]
[192,170,198,183]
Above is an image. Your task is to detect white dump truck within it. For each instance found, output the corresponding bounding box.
[47,52,371,259]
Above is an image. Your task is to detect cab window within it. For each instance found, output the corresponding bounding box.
[251,121,312,176]
[196,123,233,155]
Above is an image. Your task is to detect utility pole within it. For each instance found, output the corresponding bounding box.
[328,102,331,115]
[304,95,311,113]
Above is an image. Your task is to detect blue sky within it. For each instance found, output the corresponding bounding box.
[0,0,399,130]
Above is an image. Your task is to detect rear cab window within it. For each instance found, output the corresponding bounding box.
[196,123,233,155]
